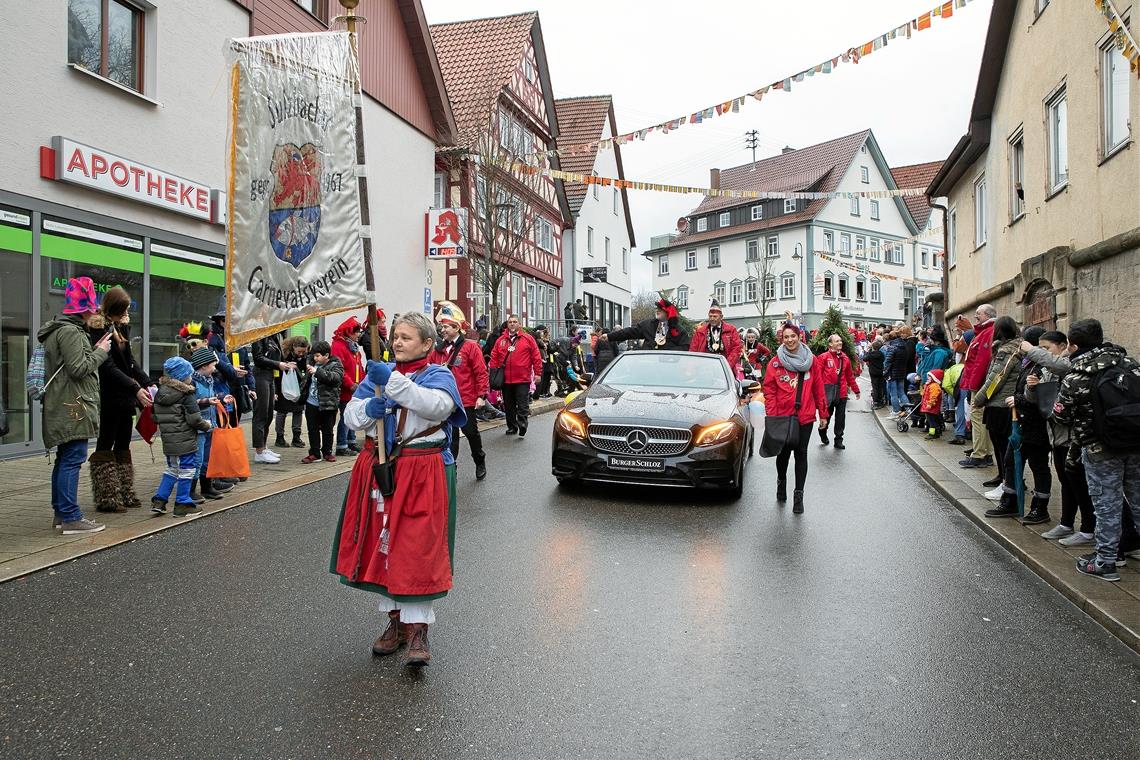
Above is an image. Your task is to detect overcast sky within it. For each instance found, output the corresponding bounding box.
[423,0,994,294]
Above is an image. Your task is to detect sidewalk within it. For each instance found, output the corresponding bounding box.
[0,397,563,583]
[873,405,1140,654]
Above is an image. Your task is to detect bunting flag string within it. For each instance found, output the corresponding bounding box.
[1095,0,1140,75]
[818,226,945,260]
[813,251,941,287]
[506,160,929,200]
[522,0,978,161]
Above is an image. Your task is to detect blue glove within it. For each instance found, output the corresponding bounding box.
[367,360,394,386]
[365,397,387,420]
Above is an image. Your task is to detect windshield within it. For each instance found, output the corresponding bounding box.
[599,353,729,392]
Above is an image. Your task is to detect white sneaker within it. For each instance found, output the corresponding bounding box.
[984,485,1003,501]
[254,450,281,464]
[1059,531,1095,547]
[1041,524,1075,540]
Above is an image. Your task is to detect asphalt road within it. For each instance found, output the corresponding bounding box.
[2,401,1138,759]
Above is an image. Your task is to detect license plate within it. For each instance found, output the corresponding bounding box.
[607,456,665,472]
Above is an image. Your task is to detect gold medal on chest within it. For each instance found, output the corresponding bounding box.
[655,334,666,346]
[508,345,516,353]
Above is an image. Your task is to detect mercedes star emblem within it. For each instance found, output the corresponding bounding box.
[625,429,649,452]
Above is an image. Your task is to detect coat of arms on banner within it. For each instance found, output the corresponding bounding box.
[270,143,321,268]
[224,32,367,350]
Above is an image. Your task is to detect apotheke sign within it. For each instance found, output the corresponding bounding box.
[41,137,221,224]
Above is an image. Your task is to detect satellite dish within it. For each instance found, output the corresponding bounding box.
[676,217,689,233]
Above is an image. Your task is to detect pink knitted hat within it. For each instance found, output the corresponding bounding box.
[62,277,98,315]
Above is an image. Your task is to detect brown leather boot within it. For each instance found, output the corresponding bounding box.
[371,611,407,656]
[405,623,430,666]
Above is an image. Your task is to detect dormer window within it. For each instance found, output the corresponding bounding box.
[783,199,796,214]
[719,212,730,227]
[696,217,708,232]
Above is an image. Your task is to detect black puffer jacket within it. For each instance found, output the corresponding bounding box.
[1011,360,1048,446]
[863,348,885,378]
[310,357,345,412]
[252,334,284,375]
[153,376,211,456]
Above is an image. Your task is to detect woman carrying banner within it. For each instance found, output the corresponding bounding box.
[330,312,466,667]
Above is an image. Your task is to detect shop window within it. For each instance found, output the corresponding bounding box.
[68,0,146,92]
[41,256,144,369]
[1,211,33,446]
[148,275,222,377]
[294,0,329,22]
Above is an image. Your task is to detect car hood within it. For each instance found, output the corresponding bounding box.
[569,382,737,427]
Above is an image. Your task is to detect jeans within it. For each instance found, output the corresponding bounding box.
[449,405,486,465]
[1081,450,1140,566]
[888,379,907,413]
[51,439,89,523]
[194,404,217,479]
[954,391,968,438]
[336,399,357,450]
[155,452,198,505]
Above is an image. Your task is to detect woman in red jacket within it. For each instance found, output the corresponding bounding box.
[763,322,829,514]
[488,315,543,437]
[331,315,367,455]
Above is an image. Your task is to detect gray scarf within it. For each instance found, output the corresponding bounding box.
[777,343,814,372]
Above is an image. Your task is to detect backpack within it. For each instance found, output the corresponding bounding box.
[25,343,62,402]
[1091,360,1140,447]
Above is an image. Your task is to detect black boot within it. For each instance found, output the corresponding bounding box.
[776,479,787,502]
[210,477,234,493]
[292,433,306,449]
[792,490,804,514]
[985,491,1019,518]
[475,459,487,481]
[1021,492,1051,525]
[188,481,206,505]
[199,476,224,500]
[819,429,830,446]
[275,435,289,449]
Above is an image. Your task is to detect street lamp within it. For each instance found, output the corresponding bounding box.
[792,244,803,319]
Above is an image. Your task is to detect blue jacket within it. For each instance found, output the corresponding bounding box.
[192,371,219,425]
[917,345,953,378]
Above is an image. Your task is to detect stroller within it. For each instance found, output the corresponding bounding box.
[894,373,924,433]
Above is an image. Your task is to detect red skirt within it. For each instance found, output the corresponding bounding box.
[329,438,457,601]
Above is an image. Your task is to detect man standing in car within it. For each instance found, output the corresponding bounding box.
[689,300,742,361]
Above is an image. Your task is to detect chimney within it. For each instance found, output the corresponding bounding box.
[782,145,795,154]
[710,168,720,190]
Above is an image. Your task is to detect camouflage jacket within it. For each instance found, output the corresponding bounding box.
[1052,343,1140,457]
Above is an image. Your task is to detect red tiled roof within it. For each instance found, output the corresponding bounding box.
[429,13,537,147]
[891,161,944,229]
[653,130,870,251]
[553,96,612,214]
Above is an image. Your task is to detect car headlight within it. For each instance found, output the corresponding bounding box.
[693,420,741,447]
[556,410,588,440]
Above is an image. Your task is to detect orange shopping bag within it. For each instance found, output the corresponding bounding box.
[206,401,251,479]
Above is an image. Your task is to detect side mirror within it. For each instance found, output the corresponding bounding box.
[738,380,761,398]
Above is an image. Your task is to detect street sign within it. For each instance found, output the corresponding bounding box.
[423,288,432,314]
[466,291,489,300]
[582,266,608,283]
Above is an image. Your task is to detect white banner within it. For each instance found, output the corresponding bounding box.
[224,32,367,349]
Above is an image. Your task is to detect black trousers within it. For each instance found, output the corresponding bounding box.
[305,406,336,457]
[450,405,486,465]
[984,407,1012,483]
[275,409,303,438]
[502,382,532,431]
[534,365,553,399]
[95,404,134,452]
[252,371,276,449]
[821,399,848,442]
[870,376,886,406]
[776,421,814,491]
[1054,445,1095,533]
[1003,439,1052,496]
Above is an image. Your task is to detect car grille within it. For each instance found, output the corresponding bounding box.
[587,424,691,456]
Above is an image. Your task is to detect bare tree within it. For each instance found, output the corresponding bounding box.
[438,98,552,328]
[745,248,777,328]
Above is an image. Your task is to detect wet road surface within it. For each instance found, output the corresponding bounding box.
[2,404,1138,759]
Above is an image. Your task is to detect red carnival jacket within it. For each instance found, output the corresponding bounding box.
[958,319,995,392]
[689,321,743,360]
[429,336,488,408]
[813,350,860,400]
[489,330,543,385]
[762,354,829,425]
[331,316,366,402]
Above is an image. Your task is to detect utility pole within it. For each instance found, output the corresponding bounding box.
[744,130,759,168]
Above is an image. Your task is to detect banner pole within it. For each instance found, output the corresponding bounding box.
[340,0,382,361]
